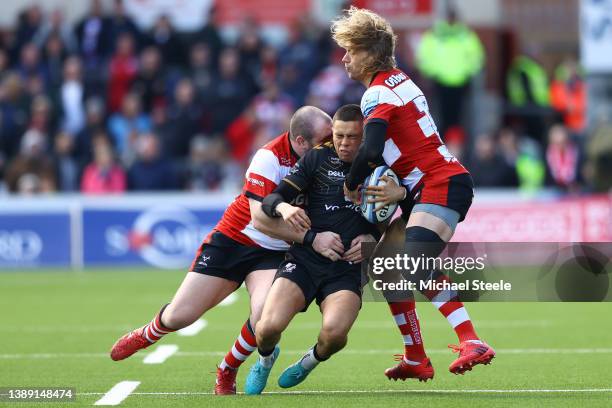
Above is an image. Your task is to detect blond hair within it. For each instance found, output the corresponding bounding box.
[331,6,397,74]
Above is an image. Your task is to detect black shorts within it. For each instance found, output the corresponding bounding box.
[401,173,474,222]
[190,231,286,284]
[274,248,363,311]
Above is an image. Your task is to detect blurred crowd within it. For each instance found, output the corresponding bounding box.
[0,0,609,196]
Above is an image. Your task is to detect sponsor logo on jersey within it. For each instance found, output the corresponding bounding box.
[283,263,297,273]
[247,177,265,187]
[327,170,345,178]
[330,157,341,165]
[362,90,380,117]
[384,72,407,87]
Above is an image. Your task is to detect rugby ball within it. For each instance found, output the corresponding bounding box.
[360,166,400,223]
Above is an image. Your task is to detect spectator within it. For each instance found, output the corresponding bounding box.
[188,42,215,102]
[163,78,202,158]
[306,58,351,115]
[42,33,69,90]
[27,95,56,145]
[467,134,518,188]
[73,98,107,170]
[236,16,263,86]
[13,5,44,55]
[147,15,184,67]
[193,5,223,69]
[550,58,586,136]
[250,80,293,145]
[107,32,138,113]
[131,46,166,113]
[278,17,321,105]
[207,48,252,133]
[416,5,484,137]
[546,124,580,191]
[18,43,47,88]
[75,0,112,65]
[108,0,142,52]
[182,135,241,191]
[81,137,126,194]
[0,74,30,159]
[53,131,79,191]
[108,93,151,161]
[58,56,87,135]
[4,128,56,193]
[127,132,178,190]
[34,9,77,53]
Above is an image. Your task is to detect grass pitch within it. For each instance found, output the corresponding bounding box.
[1,269,611,407]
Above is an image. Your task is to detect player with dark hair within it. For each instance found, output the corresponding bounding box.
[109,106,335,394]
[244,104,409,394]
[331,7,495,377]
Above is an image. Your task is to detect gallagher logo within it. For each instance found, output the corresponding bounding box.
[105,206,210,269]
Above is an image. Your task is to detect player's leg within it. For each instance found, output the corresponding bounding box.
[406,199,495,374]
[216,268,276,395]
[278,289,361,388]
[110,232,240,361]
[110,272,238,361]
[244,266,308,395]
[374,216,434,381]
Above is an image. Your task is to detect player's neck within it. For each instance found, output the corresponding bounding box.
[361,72,376,88]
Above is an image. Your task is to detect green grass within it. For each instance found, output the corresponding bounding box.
[1,269,611,407]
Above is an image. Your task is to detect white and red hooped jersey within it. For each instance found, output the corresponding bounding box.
[213,132,299,250]
[361,69,468,200]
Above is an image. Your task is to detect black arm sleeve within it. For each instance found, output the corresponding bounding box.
[345,120,388,190]
[261,180,302,218]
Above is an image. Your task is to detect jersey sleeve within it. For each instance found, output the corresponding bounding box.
[282,148,320,192]
[244,148,281,201]
[361,85,402,124]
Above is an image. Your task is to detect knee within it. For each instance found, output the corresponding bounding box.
[161,305,200,330]
[319,326,348,351]
[249,298,266,325]
[255,318,282,344]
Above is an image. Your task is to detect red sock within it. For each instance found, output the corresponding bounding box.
[219,319,257,370]
[388,301,427,362]
[143,304,176,343]
[423,273,479,342]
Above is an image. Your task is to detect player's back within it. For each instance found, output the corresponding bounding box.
[361,69,468,193]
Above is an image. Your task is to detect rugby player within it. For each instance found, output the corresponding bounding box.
[244,104,390,394]
[332,7,496,377]
[109,106,335,395]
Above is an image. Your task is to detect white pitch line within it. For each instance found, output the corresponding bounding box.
[93,381,140,405]
[82,388,612,397]
[177,319,207,336]
[4,348,612,360]
[143,345,179,364]
[219,292,238,306]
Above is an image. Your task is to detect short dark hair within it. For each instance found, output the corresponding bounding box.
[333,104,363,123]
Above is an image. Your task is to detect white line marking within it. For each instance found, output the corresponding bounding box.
[83,388,612,397]
[93,381,140,405]
[4,348,612,360]
[142,345,178,364]
[177,319,207,336]
[219,292,238,306]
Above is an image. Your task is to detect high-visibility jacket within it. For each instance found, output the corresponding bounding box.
[416,21,485,87]
[550,64,586,132]
[507,56,550,107]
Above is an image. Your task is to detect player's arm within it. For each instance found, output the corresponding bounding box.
[344,120,388,203]
[250,197,309,243]
[261,179,311,233]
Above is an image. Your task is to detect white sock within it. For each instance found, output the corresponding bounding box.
[299,347,321,370]
[259,350,276,368]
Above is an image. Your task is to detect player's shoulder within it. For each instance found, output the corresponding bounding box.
[255,132,294,167]
[303,141,334,162]
[361,69,422,116]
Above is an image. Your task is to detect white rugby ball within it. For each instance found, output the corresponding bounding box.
[360,166,400,223]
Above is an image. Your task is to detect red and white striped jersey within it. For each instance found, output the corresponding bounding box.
[214,132,299,250]
[361,69,468,194]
